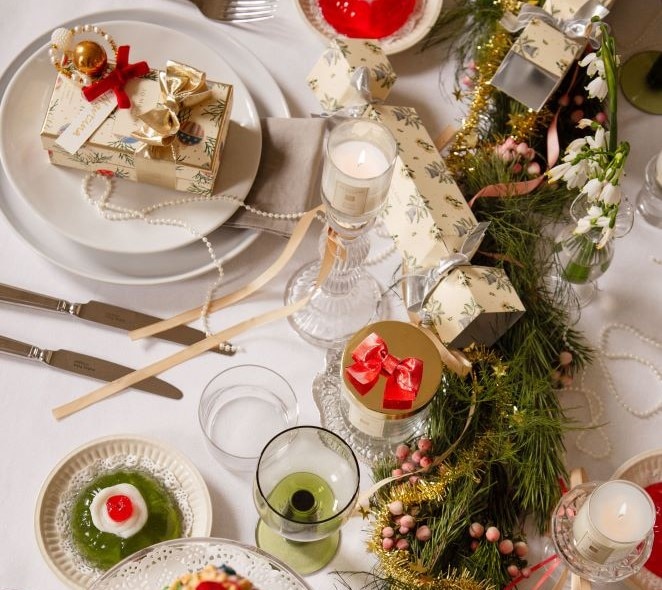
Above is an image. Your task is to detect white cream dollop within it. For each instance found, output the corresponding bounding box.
[89,483,148,539]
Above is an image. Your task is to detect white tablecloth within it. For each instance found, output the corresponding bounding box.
[0,0,660,588]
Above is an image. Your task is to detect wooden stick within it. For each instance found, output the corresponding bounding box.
[53,239,335,420]
[129,204,324,341]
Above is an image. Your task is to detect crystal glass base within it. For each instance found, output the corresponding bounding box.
[312,349,428,464]
[551,482,654,583]
[285,260,383,349]
[255,519,340,576]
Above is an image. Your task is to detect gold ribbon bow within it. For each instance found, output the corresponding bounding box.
[132,60,211,148]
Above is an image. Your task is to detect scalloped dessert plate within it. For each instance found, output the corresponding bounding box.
[294,0,443,54]
[612,449,662,590]
[35,435,213,590]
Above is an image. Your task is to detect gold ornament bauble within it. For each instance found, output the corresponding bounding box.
[72,40,107,77]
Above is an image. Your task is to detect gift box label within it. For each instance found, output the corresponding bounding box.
[40,71,233,196]
[307,38,396,112]
[368,105,478,269]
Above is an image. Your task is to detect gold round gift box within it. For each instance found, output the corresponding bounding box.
[340,320,443,441]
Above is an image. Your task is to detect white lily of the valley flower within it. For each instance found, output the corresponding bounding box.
[586,76,608,101]
[582,178,604,201]
[575,216,593,233]
[600,182,621,205]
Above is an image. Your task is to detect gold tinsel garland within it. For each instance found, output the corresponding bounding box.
[368,448,493,590]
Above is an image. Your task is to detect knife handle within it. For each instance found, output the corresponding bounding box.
[0,283,77,314]
[0,335,46,361]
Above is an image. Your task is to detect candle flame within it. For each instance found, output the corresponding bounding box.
[617,502,627,519]
[357,148,367,168]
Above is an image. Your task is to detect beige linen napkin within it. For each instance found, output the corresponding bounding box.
[224,117,326,237]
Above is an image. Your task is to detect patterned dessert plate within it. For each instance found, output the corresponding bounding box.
[35,434,213,590]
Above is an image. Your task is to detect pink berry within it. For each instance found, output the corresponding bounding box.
[516,142,529,156]
[595,111,608,124]
[526,162,541,176]
[504,137,516,150]
[558,94,570,107]
[388,501,404,516]
[417,438,433,453]
[512,162,523,174]
[382,537,395,550]
[409,475,420,484]
[399,526,410,534]
[411,450,423,464]
[395,538,410,550]
[392,468,404,477]
[526,148,536,161]
[501,150,514,163]
[559,374,573,388]
[469,522,484,538]
[499,539,514,555]
[470,539,479,551]
[559,351,573,366]
[402,461,416,473]
[521,567,532,578]
[507,565,520,578]
[395,444,410,461]
[485,526,501,542]
[416,525,432,542]
[419,456,433,470]
[514,541,528,558]
[400,514,416,529]
[382,526,395,538]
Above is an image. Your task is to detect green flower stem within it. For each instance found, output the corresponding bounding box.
[599,22,619,153]
[561,232,599,284]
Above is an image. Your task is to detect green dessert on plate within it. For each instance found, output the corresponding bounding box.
[70,469,183,569]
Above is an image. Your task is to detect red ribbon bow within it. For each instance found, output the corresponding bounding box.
[345,332,423,410]
[82,45,150,109]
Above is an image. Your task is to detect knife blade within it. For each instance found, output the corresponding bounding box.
[0,334,182,399]
[0,283,234,355]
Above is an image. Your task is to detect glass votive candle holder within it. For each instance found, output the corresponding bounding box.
[198,365,299,472]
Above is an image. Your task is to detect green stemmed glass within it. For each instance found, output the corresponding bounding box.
[253,426,360,575]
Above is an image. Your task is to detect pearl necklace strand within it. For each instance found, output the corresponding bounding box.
[82,171,397,339]
[597,322,662,418]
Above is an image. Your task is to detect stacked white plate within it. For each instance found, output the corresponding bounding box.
[0,11,290,284]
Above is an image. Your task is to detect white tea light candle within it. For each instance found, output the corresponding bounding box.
[321,119,397,225]
[572,480,655,564]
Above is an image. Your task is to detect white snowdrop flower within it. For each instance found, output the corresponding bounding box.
[575,217,592,233]
[547,162,571,182]
[588,205,604,218]
[564,164,587,189]
[582,178,604,200]
[566,137,588,154]
[587,127,606,149]
[586,76,608,101]
[576,118,594,129]
[600,182,621,205]
[596,215,611,227]
[579,52,597,68]
[597,226,614,248]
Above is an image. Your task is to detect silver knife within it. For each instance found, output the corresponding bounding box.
[0,283,234,355]
[0,334,182,399]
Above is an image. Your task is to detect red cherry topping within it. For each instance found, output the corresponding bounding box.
[318,0,416,39]
[196,582,226,590]
[106,494,134,522]
[644,482,662,577]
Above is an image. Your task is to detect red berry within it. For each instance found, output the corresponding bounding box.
[106,494,134,522]
[318,0,416,39]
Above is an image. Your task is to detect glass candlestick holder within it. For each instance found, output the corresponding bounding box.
[285,118,397,348]
[550,480,656,583]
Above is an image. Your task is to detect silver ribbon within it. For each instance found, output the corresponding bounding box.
[399,222,491,322]
[316,66,379,120]
[500,1,609,45]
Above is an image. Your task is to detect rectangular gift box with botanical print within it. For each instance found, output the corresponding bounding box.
[40,67,233,196]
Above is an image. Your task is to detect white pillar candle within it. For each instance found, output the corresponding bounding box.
[331,140,391,179]
[572,480,655,564]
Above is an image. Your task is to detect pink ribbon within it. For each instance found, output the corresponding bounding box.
[345,332,424,410]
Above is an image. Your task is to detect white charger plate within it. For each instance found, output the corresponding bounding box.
[0,20,261,255]
[35,434,213,590]
[0,8,289,284]
[295,0,443,54]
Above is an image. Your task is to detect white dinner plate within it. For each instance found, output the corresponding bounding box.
[0,20,261,255]
[35,434,213,590]
[0,8,290,284]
